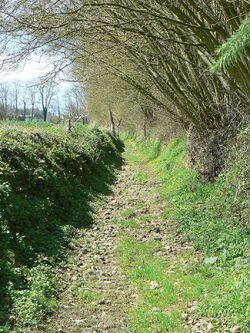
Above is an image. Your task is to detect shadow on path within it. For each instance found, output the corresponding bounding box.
[0,135,124,329]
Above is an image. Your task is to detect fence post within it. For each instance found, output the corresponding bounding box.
[68,119,72,132]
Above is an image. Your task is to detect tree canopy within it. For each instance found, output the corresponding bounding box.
[0,1,249,178]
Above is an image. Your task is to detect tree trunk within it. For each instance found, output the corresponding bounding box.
[68,119,72,132]
[57,103,61,120]
[15,99,18,119]
[43,106,48,122]
[143,121,147,139]
[31,102,35,120]
[187,125,227,182]
[117,118,122,136]
[23,101,26,120]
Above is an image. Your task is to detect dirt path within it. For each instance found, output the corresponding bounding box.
[38,158,192,333]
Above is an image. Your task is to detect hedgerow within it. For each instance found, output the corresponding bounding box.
[0,123,122,332]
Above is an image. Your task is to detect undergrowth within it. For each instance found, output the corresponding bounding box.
[0,121,123,333]
[123,127,249,332]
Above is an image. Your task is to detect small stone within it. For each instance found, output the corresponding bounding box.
[152,307,160,313]
[98,298,111,305]
[207,323,213,331]
[230,326,240,333]
[165,245,173,253]
[150,281,159,290]
[188,306,197,313]
[74,319,84,325]
[181,312,188,320]
[188,301,198,313]
[153,236,162,241]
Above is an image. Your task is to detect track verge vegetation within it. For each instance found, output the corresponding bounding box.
[0,122,123,333]
[120,128,249,332]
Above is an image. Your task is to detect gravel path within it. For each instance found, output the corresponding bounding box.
[37,162,140,333]
[37,159,198,333]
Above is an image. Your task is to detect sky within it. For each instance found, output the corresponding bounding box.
[0,55,51,82]
[0,55,72,109]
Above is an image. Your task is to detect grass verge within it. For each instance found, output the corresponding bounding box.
[120,128,249,332]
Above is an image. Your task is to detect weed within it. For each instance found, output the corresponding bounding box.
[133,171,149,184]
[115,219,140,229]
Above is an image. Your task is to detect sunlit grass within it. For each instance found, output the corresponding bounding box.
[118,238,224,333]
[120,133,250,332]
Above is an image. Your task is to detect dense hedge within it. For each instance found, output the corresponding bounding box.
[0,123,122,332]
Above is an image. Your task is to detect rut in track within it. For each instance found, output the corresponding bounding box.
[38,159,191,333]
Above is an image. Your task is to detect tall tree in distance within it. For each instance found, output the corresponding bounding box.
[39,80,56,122]
[11,80,22,119]
[26,81,38,120]
[0,83,9,119]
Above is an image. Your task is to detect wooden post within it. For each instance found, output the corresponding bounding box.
[68,119,72,132]
[117,118,122,136]
[109,105,116,136]
[31,102,35,120]
[43,107,48,122]
[143,121,147,139]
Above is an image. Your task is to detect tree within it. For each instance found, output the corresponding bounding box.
[212,12,250,95]
[25,81,38,120]
[63,85,86,119]
[0,82,9,119]
[11,80,22,119]
[39,80,56,122]
[0,1,249,179]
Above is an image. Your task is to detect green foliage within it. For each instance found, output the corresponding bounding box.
[0,122,123,332]
[126,128,250,332]
[212,12,250,72]
[80,289,103,310]
[9,264,58,332]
